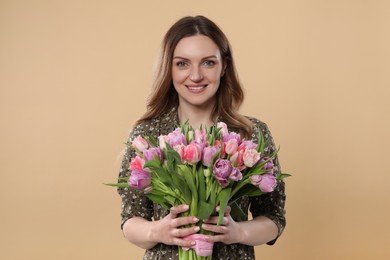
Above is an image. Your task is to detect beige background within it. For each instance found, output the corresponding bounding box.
[1,0,389,259]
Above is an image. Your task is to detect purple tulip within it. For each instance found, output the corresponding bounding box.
[259,156,274,174]
[229,167,243,181]
[250,173,276,193]
[128,169,151,190]
[222,131,241,144]
[239,140,257,150]
[202,146,219,167]
[213,159,233,187]
[167,128,187,147]
[143,147,163,162]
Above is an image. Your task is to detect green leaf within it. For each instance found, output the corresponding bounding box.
[144,160,163,170]
[197,201,215,220]
[178,165,198,215]
[257,129,265,153]
[146,194,171,209]
[118,177,129,182]
[143,135,158,147]
[230,183,259,203]
[165,143,182,165]
[197,167,206,202]
[230,201,248,221]
[164,194,178,206]
[217,188,231,226]
[277,173,292,180]
[103,182,129,188]
[179,165,197,194]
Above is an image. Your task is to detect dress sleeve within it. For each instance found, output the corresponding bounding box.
[117,124,154,229]
[248,119,286,245]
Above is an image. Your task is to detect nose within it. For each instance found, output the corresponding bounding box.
[189,66,203,82]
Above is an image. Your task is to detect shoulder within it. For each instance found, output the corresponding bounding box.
[245,116,272,140]
[127,108,178,141]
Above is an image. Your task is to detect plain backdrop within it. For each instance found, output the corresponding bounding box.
[1,0,389,259]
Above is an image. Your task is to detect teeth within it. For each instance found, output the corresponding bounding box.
[188,85,206,90]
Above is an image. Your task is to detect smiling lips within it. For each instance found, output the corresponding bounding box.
[186,84,208,93]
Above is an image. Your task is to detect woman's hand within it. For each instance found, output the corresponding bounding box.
[150,204,200,247]
[201,206,246,245]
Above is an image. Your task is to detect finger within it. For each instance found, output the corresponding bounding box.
[171,225,200,238]
[172,237,196,247]
[203,234,225,243]
[172,216,199,228]
[203,216,228,225]
[170,204,189,217]
[202,223,228,234]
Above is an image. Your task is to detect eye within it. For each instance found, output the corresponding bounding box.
[203,60,216,67]
[175,61,188,68]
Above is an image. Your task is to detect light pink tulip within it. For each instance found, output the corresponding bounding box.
[131,136,149,152]
[243,149,260,167]
[217,122,228,136]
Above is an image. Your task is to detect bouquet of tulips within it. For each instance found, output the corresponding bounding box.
[106,121,289,259]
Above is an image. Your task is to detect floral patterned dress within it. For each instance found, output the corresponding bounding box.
[117,108,286,260]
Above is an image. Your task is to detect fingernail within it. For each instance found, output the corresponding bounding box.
[194,226,200,232]
[191,241,196,245]
[193,217,199,222]
[183,205,189,210]
[202,224,208,228]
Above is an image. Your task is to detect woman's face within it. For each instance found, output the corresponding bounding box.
[172,35,225,110]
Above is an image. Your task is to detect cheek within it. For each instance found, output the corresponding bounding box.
[172,68,188,83]
[206,69,223,83]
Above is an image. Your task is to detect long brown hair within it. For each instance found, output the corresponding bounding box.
[137,15,252,138]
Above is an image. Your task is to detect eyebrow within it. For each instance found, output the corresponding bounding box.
[172,55,218,60]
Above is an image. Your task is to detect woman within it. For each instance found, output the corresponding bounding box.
[118,15,286,259]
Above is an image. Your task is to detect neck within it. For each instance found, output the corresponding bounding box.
[177,105,215,129]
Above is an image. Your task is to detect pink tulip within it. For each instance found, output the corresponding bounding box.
[230,151,246,171]
[131,136,149,152]
[183,143,202,164]
[129,155,144,171]
[173,144,185,162]
[195,129,207,144]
